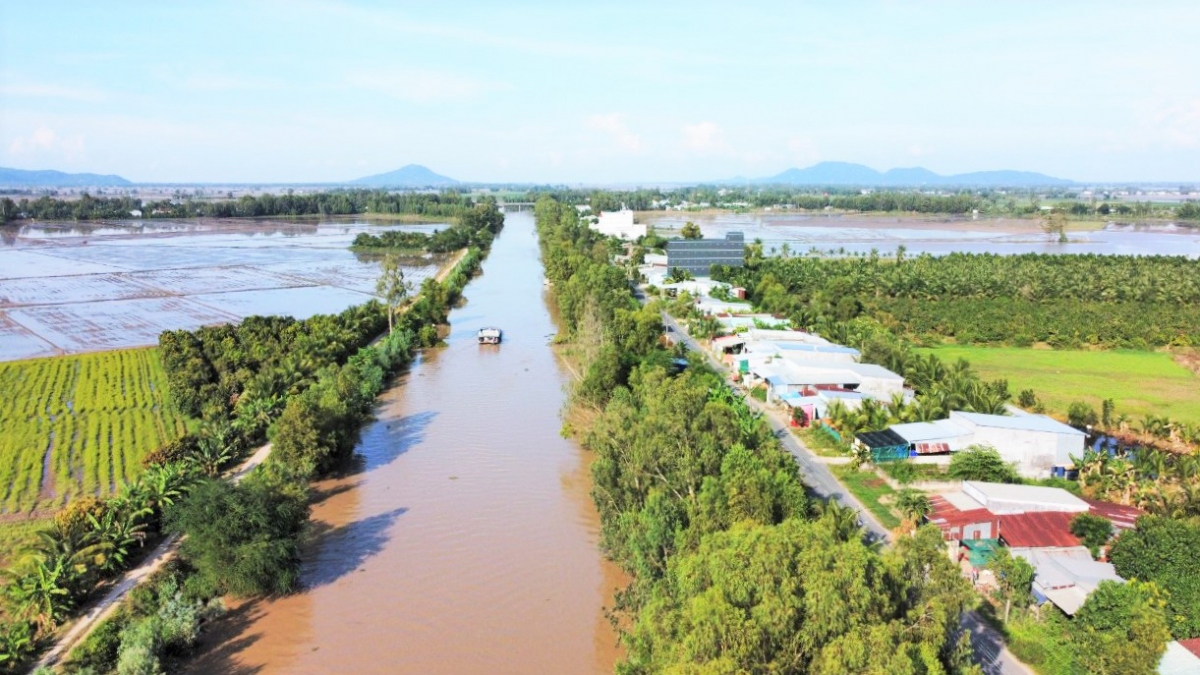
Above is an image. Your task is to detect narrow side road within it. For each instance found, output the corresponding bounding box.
[660,310,1033,675]
[34,443,274,671]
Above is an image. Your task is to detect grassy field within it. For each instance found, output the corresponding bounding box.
[794,426,848,457]
[0,349,187,514]
[918,346,1200,425]
[831,465,902,529]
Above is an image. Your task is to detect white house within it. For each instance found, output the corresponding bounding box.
[592,209,646,240]
[886,411,1085,478]
[746,357,905,400]
[949,411,1085,478]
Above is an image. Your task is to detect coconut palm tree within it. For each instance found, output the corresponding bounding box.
[896,489,932,524]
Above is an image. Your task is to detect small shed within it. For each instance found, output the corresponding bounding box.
[855,429,910,463]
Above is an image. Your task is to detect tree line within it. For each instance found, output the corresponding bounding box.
[536,196,982,674]
[0,189,483,223]
[351,201,504,253]
[513,186,1200,221]
[714,250,1200,348]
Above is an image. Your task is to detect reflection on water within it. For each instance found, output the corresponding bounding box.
[183,212,623,675]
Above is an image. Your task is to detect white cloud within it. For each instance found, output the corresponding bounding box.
[346,68,505,103]
[8,126,85,160]
[907,143,935,157]
[682,121,722,152]
[587,114,642,152]
[0,83,108,102]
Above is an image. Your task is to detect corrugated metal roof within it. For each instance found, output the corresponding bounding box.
[892,420,972,443]
[998,511,1082,548]
[964,481,1091,513]
[1181,638,1200,659]
[856,429,908,449]
[950,411,1085,436]
[1082,498,1143,530]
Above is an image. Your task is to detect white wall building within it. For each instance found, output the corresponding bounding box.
[592,209,646,240]
[949,411,1086,478]
[888,412,1086,478]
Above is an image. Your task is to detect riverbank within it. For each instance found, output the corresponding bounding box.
[172,210,620,675]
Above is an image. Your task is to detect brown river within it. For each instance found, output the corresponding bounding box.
[184,211,623,674]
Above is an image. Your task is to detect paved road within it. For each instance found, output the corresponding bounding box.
[661,311,891,541]
[660,309,1032,675]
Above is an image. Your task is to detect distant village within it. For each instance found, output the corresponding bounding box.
[583,209,1200,672]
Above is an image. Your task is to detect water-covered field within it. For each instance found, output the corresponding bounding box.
[642,212,1200,257]
[0,219,445,362]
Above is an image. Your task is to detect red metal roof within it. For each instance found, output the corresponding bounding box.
[1082,498,1143,530]
[997,511,1082,548]
[1181,638,1200,659]
[926,495,997,531]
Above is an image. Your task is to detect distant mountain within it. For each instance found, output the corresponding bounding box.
[758,162,1071,187]
[0,167,132,187]
[351,164,459,187]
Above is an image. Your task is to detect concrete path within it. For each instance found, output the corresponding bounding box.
[34,443,273,671]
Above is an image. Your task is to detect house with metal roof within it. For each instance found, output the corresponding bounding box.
[890,419,974,455]
[1011,546,1123,615]
[947,411,1086,478]
[963,481,1090,514]
[878,411,1086,478]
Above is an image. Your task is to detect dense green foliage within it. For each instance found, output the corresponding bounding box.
[167,473,308,598]
[351,201,504,252]
[1071,580,1171,675]
[947,445,1022,484]
[1074,448,1200,519]
[717,252,1200,348]
[0,350,187,512]
[1109,515,1200,639]
[1068,513,1114,558]
[61,562,218,675]
[537,196,978,674]
[159,305,387,423]
[2,190,481,222]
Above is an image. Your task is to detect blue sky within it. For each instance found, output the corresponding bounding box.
[2,1,1198,184]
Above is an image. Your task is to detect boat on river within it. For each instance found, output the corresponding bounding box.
[477,327,502,344]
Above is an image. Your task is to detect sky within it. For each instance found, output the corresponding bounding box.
[1,1,1198,184]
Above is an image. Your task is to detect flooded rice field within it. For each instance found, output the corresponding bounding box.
[0,219,445,361]
[643,212,1200,258]
[182,211,623,674]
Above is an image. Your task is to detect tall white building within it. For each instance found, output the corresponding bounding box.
[592,209,645,240]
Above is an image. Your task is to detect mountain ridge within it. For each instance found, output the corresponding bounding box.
[756,161,1071,187]
[0,167,133,187]
[350,164,458,187]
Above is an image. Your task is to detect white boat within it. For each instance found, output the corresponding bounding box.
[477,327,502,344]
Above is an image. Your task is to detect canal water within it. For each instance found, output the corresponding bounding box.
[183,211,623,674]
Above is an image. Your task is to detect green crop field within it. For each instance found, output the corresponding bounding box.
[917,346,1200,425]
[0,349,187,514]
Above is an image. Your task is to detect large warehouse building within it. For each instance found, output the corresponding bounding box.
[665,232,745,276]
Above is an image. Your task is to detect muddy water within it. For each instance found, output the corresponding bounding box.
[184,212,623,674]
